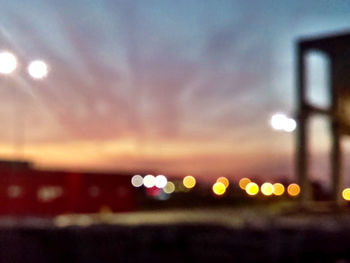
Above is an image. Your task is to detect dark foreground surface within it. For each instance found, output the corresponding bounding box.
[1,207,350,263]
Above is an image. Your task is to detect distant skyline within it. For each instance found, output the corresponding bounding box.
[0,0,350,183]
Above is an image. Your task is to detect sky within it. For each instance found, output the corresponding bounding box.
[0,0,350,182]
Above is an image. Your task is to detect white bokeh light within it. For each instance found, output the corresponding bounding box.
[131,175,143,187]
[270,113,297,132]
[28,60,48,79]
[284,118,297,132]
[143,175,156,188]
[0,52,17,74]
[155,175,168,188]
[270,113,288,130]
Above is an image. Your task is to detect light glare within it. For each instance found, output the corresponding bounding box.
[131,175,143,187]
[239,178,251,190]
[270,113,287,130]
[261,182,274,196]
[273,183,285,196]
[216,177,229,188]
[212,182,226,195]
[155,175,168,188]
[284,118,297,132]
[342,188,350,201]
[270,113,297,132]
[287,183,300,197]
[183,175,196,189]
[0,52,17,74]
[245,182,259,196]
[163,182,175,194]
[143,175,156,188]
[28,60,48,79]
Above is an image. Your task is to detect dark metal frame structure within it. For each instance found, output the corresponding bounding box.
[296,31,350,204]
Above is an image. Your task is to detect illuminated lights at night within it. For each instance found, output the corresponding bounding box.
[183,175,196,189]
[155,175,168,188]
[146,186,162,197]
[216,177,229,188]
[287,183,301,197]
[270,113,288,130]
[261,182,274,196]
[0,52,17,74]
[28,60,48,79]
[342,188,350,201]
[284,118,297,132]
[131,175,143,187]
[143,175,156,188]
[163,182,175,194]
[270,113,297,132]
[273,183,285,196]
[212,182,226,195]
[239,178,251,190]
[245,182,259,196]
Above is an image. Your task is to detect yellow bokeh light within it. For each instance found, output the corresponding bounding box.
[216,177,229,188]
[163,182,175,194]
[183,175,196,189]
[287,183,300,197]
[212,182,226,195]
[261,182,273,196]
[245,182,259,196]
[239,178,251,190]
[342,188,350,201]
[273,183,285,196]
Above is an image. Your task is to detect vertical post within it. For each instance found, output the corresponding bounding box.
[330,123,342,204]
[330,59,343,205]
[296,43,311,205]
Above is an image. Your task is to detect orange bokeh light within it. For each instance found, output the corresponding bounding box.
[273,183,285,196]
[287,183,300,197]
[216,177,229,188]
[183,175,196,189]
[239,178,251,190]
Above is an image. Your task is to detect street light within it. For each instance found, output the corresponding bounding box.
[0,52,17,74]
[28,60,48,79]
[270,112,297,132]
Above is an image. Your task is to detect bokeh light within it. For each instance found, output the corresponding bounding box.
[216,177,229,188]
[28,60,48,79]
[0,52,17,74]
[131,175,143,187]
[261,182,273,196]
[146,186,161,197]
[284,118,297,132]
[163,182,175,194]
[143,175,156,188]
[245,182,259,196]
[270,113,288,131]
[342,188,350,201]
[183,175,196,189]
[155,175,168,188]
[212,182,226,195]
[239,178,251,190]
[273,183,285,196]
[287,183,300,197]
[270,113,296,132]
